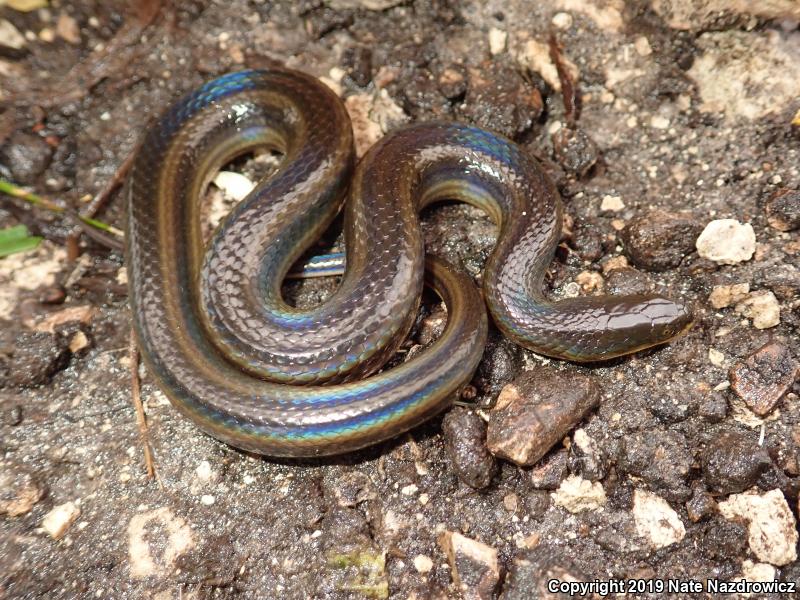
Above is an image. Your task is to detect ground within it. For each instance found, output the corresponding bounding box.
[1,0,799,598]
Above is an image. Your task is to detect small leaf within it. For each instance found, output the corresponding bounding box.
[0,224,43,257]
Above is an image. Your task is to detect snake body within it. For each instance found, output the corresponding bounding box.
[126,68,692,457]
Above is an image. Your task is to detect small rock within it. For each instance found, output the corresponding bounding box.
[570,221,604,262]
[698,515,748,562]
[718,489,798,566]
[0,461,46,516]
[0,19,26,51]
[686,487,717,522]
[552,128,600,178]
[437,65,467,100]
[741,560,777,586]
[551,12,573,29]
[568,428,606,480]
[621,210,702,271]
[600,194,625,212]
[413,554,433,574]
[698,393,728,423]
[342,46,372,88]
[486,370,600,466]
[488,28,507,55]
[708,283,750,309]
[735,290,781,329]
[529,450,568,490]
[500,546,586,599]
[442,407,498,489]
[4,331,70,387]
[56,13,80,44]
[574,271,603,293]
[0,133,53,185]
[618,429,692,502]
[755,263,800,302]
[438,531,499,600]
[765,188,800,232]
[632,489,686,550]
[708,348,725,367]
[551,475,606,513]
[462,61,543,138]
[702,431,772,494]
[696,219,756,265]
[729,341,799,416]
[604,267,652,296]
[213,171,256,201]
[41,501,80,539]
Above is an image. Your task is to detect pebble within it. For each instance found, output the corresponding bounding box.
[342,46,372,88]
[570,221,604,262]
[442,407,498,489]
[620,210,702,271]
[41,501,80,539]
[708,283,750,309]
[765,188,800,232]
[568,428,606,480]
[729,341,798,416]
[551,12,573,29]
[600,194,625,212]
[0,461,46,516]
[0,132,54,184]
[488,28,507,55]
[617,429,692,502]
[604,267,652,296]
[437,65,467,100]
[551,475,606,513]
[696,219,756,264]
[413,554,433,574]
[56,13,80,44]
[632,489,686,550]
[213,171,256,201]
[0,19,26,50]
[734,290,781,329]
[486,370,600,466]
[718,489,797,566]
[3,331,70,387]
[702,431,772,494]
[529,450,568,490]
[754,263,800,302]
[500,546,586,599]
[686,487,717,522]
[438,531,499,600]
[462,61,543,138]
[551,127,600,178]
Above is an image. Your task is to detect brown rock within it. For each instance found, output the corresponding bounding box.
[438,531,499,600]
[551,127,599,178]
[0,461,46,516]
[442,407,498,489]
[620,210,702,272]
[729,341,799,416]
[486,370,600,466]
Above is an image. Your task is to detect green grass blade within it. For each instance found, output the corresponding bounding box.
[0,225,43,257]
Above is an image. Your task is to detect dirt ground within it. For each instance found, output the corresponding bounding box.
[1,0,799,598]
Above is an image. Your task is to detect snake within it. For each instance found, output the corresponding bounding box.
[125,68,692,457]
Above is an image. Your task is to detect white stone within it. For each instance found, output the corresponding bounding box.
[708,348,725,367]
[488,28,507,55]
[634,35,652,56]
[195,460,213,481]
[600,194,625,212]
[212,171,256,201]
[413,554,433,574]
[551,12,573,29]
[650,115,670,129]
[400,484,418,496]
[552,475,606,513]
[735,290,781,329]
[696,219,756,264]
[0,19,26,49]
[709,283,750,309]
[632,490,685,549]
[719,489,797,566]
[128,507,195,578]
[688,30,800,121]
[41,501,80,539]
